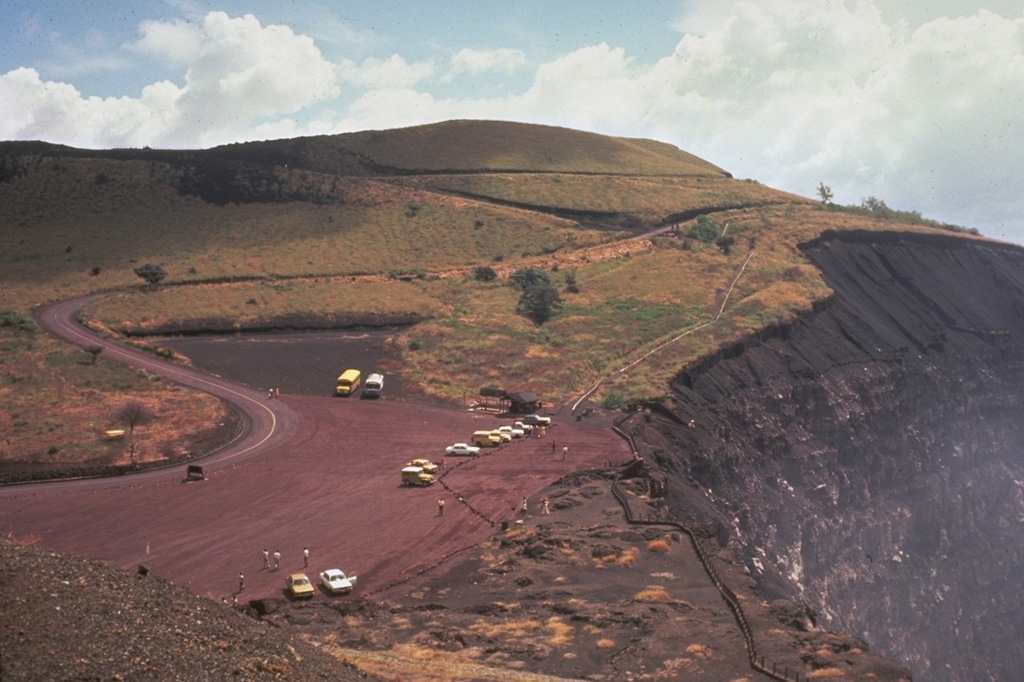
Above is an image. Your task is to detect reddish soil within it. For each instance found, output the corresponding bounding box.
[0,390,630,603]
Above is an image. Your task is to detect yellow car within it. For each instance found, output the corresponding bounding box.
[406,458,439,475]
[286,573,315,599]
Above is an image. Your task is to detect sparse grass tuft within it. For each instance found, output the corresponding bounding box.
[634,585,671,602]
[686,643,712,659]
[647,539,671,554]
[617,547,639,567]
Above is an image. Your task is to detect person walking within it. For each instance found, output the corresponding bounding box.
[238,572,245,593]
[262,548,269,570]
[438,498,445,516]
[303,547,309,568]
[273,550,281,571]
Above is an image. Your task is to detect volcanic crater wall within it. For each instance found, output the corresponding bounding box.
[634,231,1024,682]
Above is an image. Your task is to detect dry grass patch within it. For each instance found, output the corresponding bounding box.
[545,617,574,647]
[647,539,671,554]
[467,618,542,639]
[807,668,847,679]
[686,643,712,659]
[595,638,616,649]
[617,547,639,567]
[634,585,672,603]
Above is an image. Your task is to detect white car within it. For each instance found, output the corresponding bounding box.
[496,425,525,439]
[521,414,552,426]
[320,568,358,594]
[513,421,534,434]
[446,442,480,456]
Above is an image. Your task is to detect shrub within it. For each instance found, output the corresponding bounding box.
[509,267,551,292]
[516,281,561,325]
[686,215,718,243]
[597,390,626,410]
[0,309,36,333]
[133,263,167,287]
[564,269,579,293]
[473,266,497,282]
[647,539,671,554]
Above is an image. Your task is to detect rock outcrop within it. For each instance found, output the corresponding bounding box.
[631,230,1024,682]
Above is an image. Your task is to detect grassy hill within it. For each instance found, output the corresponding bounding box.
[0,120,984,474]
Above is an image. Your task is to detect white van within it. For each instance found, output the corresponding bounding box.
[363,373,384,397]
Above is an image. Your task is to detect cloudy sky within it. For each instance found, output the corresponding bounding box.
[2,1,1022,242]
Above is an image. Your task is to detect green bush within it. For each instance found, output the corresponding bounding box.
[473,266,497,282]
[686,215,718,243]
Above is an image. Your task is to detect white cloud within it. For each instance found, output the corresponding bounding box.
[336,55,434,89]
[1,2,1022,239]
[1,12,340,148]
[129,19,204,65]
[449,47,526,75]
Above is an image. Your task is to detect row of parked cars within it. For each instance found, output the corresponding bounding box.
[286,568,358,599]
[443,413,553,457]
[400,414,553,487]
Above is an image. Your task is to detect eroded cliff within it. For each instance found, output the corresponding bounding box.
[631,230,1024,682]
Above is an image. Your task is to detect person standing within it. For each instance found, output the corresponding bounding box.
[562,445,568,461]
[273,550,281,571]
[238,572,245,593]
[521,497,528,516]
[262,548,269,570]
[438,498,445,516]
[542,497,550,515]
[303,547,309,568]
[551,440,556,454]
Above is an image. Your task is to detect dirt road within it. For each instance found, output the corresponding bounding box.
[3,300,631,602]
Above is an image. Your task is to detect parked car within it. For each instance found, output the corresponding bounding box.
[513,421,534,434]
[496,425,526,439]
[446,442,481,456]
[286,573,315,599]
[401,466,435,486]
[320,568,358,594]
[406,458,439,475]
[363,373,384,398]
[489,429,512,443]
[521,414,552,426]
[471,430,502,447]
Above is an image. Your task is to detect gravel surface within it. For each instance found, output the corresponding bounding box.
[0,538,383,682]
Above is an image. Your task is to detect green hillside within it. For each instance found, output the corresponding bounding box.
[217,119,732,176]
[0,119,980,473]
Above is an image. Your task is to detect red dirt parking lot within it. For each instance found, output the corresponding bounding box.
[1,391,630,603]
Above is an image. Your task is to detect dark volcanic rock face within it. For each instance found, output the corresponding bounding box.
[633,231,1024,682]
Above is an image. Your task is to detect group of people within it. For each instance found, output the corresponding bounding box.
[238,546,311,594]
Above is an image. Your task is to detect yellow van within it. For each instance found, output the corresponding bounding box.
[472,430,502,447]
[335,369,361,396]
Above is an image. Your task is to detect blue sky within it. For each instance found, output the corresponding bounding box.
[2,1,1023,243]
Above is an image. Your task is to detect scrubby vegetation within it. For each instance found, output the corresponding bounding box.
[0,121,989,469]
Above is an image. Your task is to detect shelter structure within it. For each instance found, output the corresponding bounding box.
[507,391,540,414]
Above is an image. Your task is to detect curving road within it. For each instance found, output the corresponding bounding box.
[3,296,632,601]
[29,294,298,486]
